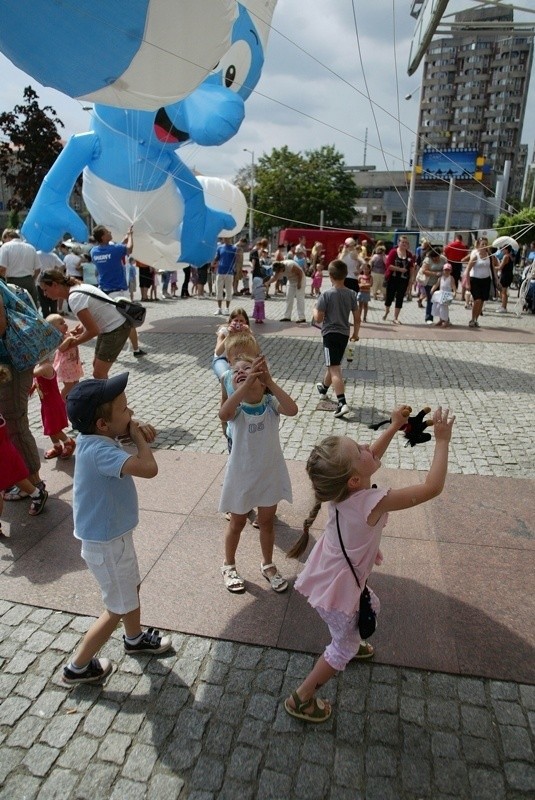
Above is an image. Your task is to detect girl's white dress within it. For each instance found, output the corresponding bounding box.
[432,275,455,321]
[218,395,292,514]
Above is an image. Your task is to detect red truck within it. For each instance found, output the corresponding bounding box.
[278,228,375,265]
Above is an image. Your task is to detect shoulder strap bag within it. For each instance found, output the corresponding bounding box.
[69,288,146,328]
[335,508,377,640]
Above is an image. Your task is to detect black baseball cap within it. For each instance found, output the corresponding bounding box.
[67,373,129,434]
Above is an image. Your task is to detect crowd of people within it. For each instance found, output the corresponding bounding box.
[1,220,532,722]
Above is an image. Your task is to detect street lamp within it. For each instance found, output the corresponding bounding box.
[243,148,255,243]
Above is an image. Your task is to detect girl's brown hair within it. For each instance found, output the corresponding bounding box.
[229,307,250,325]
[39,270,78,287]
[287,435,355,558]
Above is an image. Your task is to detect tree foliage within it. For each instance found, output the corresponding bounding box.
[495,207,535,245]
[235,145,359,237]
[0,86,64,212]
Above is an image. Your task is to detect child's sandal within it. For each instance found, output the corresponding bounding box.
[221,564,245,593]
[29,489,48,516]
[44,444,63,459]
[60,438,76,459]
[284,691,331,723]
[260,563,288,593]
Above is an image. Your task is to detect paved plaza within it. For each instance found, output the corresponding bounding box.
[1,286,534,798]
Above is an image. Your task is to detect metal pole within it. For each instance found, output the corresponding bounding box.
[405,150,417,229]
[444,177,455,240]
[243,148,255,242]
[530,166,535,208]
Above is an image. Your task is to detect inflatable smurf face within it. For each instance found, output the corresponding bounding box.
[0,0,236,109]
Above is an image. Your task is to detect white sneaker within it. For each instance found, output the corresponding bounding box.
[334,403,350,418]
[213,309,224,315]
[495,307,506,313]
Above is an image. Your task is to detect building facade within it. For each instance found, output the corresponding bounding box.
[416,5,533,201]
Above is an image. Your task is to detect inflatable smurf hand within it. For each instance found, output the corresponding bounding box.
[180,206,236,266]
[22,186,88,252]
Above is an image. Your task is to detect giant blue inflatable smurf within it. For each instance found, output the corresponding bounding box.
[0,0,236,110]
[1,1,278,266]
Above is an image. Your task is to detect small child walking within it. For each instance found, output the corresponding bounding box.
[46,314,84,399]
[431,262,456,327]
[219,354,298,594]
[31,359,76,460]
[311,263,324,297]
[0,413,48,521]
[251,265,267,324]
[314,260,360,418]
[357,263,373,322]
[284,405,455,722]
[62,373,171,685]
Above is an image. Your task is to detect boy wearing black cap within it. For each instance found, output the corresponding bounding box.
[62,372,171,685]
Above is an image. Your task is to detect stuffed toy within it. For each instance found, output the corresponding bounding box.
[369,405,434,447]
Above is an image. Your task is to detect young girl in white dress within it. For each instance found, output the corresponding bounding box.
[219,354,298,594]
[431,262,456,327]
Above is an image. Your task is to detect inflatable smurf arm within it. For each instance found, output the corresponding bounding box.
[168,153,235,266]
[22,133,99,251]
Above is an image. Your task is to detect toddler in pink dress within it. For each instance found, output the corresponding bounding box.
[46,314,84,399]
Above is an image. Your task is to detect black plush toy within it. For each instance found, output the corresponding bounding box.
[369,405,434,447]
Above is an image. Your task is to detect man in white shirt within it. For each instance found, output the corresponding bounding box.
[0,229,40,305]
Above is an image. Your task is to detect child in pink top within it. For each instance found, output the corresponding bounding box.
[46,314,84,399]
[285,404,455,723]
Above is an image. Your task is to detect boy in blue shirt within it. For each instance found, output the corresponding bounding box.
[63,372,170,684]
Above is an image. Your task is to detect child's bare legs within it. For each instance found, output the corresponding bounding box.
[61,381,78,400]
[322,365,344,397]
[359,301,368,322]
[70,603,141,667]
[224,513,248,565]
[285,655,335,718]
[257,504,277,573]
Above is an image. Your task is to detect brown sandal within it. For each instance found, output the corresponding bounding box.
[284,691,331,723]
[60,438,76,459]
[44,444,63,459]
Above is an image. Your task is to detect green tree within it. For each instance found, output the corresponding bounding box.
[0,85,64,212]
[236,145,359,236]
[495,207,535,245]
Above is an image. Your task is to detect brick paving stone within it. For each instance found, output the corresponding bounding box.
[97,731,132,765]
[499,724,534,760]
[39,713,83,748]
[0,745,25,783]
[57,735,99,770]
[28,690,65,719]
[37,768,79,800]
[468,767,506,800]
[22,743,60,777]
[257,768,293,800]
[504,761,535,792]
[109,778,147,800]
[6,715,45,748]
[75,763,119,798]
[122,743,158,782]
[190,754,225,792]
[294,761,331,799]
[147,773,185,799]
[0,774,40,800]
[461,705,496,739]
[492,699,527,727]
[83,700,120,736]
[400,752,432,796]
[0,695,31,724]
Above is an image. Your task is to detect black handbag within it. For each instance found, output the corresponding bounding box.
[335,509,377,640]
[69,289,146,328]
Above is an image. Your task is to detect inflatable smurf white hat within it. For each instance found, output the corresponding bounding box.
[243,0,278,50]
